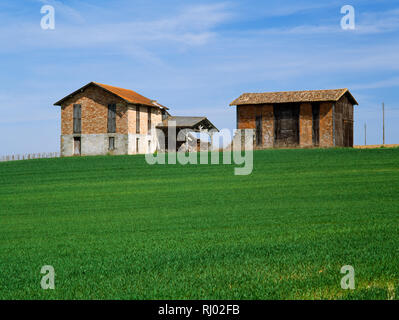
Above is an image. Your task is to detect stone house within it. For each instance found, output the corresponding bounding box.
[54,82,217,156]
[230,89,358,148]
[54,82,171,156]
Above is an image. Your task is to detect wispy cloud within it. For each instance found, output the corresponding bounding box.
[237,6,399,36]
[356,7,399,34]
[351,77,399,90]
[0,2,232,52]
[38,0,85,24]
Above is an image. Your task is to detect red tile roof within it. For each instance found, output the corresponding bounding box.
[54,82,169,109]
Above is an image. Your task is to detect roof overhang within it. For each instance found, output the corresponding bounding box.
[230,88,359,106]
[156,116,219,132]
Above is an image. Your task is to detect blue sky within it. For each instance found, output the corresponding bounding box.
[1,0,398,155]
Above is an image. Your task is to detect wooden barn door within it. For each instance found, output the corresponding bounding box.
[274,104,299,147]
[312,103,320,146]
[255,115,262,147]
[343,121,353,147]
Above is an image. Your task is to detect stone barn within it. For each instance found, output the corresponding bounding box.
[230,89,358,149]
[54,82,217,156]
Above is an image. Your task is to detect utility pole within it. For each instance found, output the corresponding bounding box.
[382,102,385,145]
[364,123,367,146]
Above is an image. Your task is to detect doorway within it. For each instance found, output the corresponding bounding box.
[274,104,299,147]
[74,137,81,155]
[255,115,262,147]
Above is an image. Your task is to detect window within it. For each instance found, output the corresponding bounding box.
[136,107,140,133]
[73,104,81,133]
[73,137,81,155]
[255,115,262,146]
[108,104,116,133]
[148,140,151,153]
[161,109,168,121]
[136,138,140,153]
[148,107,152,131]
[109,137,115,150]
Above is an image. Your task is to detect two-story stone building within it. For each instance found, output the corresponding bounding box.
[54,82,171,156]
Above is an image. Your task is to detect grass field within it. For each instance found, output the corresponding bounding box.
[0,148,398,300]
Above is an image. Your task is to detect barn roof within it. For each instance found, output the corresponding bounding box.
[230,88,358,106]
[156,116,219,131]
[54,82,169,109]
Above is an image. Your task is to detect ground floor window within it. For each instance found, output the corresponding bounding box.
[73,137,81,155]
[136,138,140,153]
[109,137,115,150]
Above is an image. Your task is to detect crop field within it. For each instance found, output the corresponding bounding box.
[0,148,398,300]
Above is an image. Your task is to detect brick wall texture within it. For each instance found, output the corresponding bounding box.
[299,103,313,148]
[61,85,162,136]
[236,99,352,148]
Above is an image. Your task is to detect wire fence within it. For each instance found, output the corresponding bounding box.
[0,152,60,162]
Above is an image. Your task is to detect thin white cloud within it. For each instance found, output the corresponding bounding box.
[236,6,399,36]
[0,2,232,53]
[356,7,399,34]
[351,77,399,90]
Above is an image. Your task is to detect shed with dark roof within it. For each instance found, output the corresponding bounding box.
[156,116,219,152]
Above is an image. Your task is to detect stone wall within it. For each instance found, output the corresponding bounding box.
[127,105,163,135]
[60,134,129,156]
[60,86,128,135]
[319,102,334,147]
[127,133,157,155]
[237,104,274,149]
[60,135,74,157]
[237,102,335,149]
[237,105,256,130]
[59,84,163,156]
[259,105,274,148]
[299,103,313,148]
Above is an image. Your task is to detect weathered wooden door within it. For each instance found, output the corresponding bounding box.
[274,104,299,147]
[255,115,262,147]
[312,103,320,146]
[74,137,81,155]
[343,121,353,147]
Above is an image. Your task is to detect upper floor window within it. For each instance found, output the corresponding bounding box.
[136,106,140,134]
[148,107,152,131]
[108,104,116,133]
[161,109,168,121]
[73,104,81,133]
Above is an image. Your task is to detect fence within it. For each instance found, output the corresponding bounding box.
[0,152,60,162]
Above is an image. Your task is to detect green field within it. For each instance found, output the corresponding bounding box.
[0,148,398,299]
